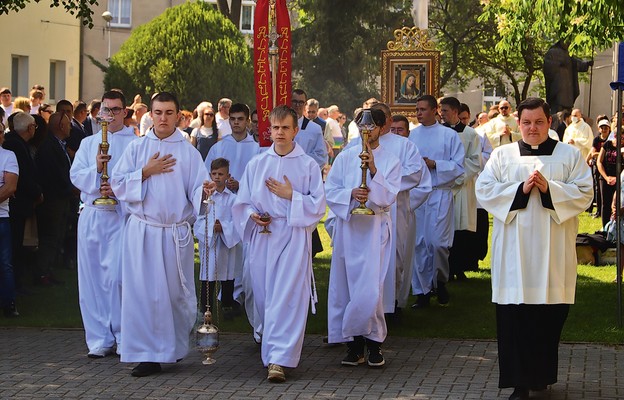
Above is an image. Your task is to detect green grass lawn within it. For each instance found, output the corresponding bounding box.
[3,211,624,344]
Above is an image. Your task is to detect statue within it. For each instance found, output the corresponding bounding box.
[412,0,428,30]
[543,40,593,114]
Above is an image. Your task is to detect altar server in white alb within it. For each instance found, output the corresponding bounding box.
[476,98,593,400]
[111,92,213,378]
[325,107,401,368]
[408,95,464,308]
[194,157,241,313]
[232,105,326,383]
[344,104,431,314]
[70,90,138,359]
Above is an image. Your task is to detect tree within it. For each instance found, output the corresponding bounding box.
[0,0,99,27]
[291,0,413,115]
[215,0,242,29]
[104,1,254,111]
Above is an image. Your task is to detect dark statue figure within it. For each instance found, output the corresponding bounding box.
[543,40,593,114]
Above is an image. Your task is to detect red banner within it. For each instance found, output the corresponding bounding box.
[253,0,291,147]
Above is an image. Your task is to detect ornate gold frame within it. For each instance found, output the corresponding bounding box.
[381,28,440,117]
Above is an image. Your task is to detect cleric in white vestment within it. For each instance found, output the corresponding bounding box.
[476,97,593,400]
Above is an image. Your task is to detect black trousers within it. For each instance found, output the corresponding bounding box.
[36,197,70,277]
[496,303,569,389]
[599,179,616,228]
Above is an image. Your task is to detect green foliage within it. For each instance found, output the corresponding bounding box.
[0,0,99,27]
[104,1,254,111]
[291,0,413,115]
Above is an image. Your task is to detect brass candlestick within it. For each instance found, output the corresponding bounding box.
[93,107,118,206]
[351,109,375,215]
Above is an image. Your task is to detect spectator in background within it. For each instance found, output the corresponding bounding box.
[179,110,194,136]
[216,98,232,137]
[133,103,148,129]
[191,105,219,160]
[38,104,53,124]
[305,99,327,132]
[84,100,101,137]
[13,97,31,114]
[250,109,259,143]
[0,120,19,317]
[67,101,88,154]
[1,87,14,124]
[29,90,44,115]
[3,112,42,293]
[34,112,75,285]
[596,125,621,228]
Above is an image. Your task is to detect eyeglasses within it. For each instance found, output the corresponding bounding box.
[41,109,52,114]
[108,107,124,115]
[499,106,509,110]
[292,100,305,106]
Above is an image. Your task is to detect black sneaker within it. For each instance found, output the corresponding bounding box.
[341,351,365,366]
[131,362,162,377]
[367,348,385,367]
[3,302,19,318]
[411,292,431,309]
[436,281,450,305]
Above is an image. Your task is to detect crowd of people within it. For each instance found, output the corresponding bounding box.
[0,83,619,399]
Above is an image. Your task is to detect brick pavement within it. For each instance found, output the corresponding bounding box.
[0,328,622,399]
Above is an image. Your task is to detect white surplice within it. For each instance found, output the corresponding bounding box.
[325,144,401,344]
[193,188,241,281]
[231,143,326,368]
[452,125,482,232]
[484,114,522,148]
[111,128,209,363]
[563,120,593,160]
[70,125,137,354]
[475,140,593,304]
[408,122,465,294]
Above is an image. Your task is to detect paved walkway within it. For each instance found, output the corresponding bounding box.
[0,328,622,399]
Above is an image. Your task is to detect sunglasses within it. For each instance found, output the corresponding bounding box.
[499,106,509,110]
[204,113,214,117]
[292,100,305,106]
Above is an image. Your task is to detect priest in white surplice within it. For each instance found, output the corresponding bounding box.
[111,92,213,378]
[70,91,138,359]
[484,100,522,149]
[476,98,593,400]
[231,106,326,383]
[408,95,465,308]
[325,107,401,368]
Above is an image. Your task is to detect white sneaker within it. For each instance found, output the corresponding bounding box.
[87,347,115,358]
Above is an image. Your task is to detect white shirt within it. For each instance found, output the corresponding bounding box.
[0,147,18,217]
[216,114,232,136]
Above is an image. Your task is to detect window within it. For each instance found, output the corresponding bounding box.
[239,1,255,33]
[11,55,29,97]
[49,61,66,103]
[108,0,131,27]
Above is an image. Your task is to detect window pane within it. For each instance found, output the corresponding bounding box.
[241,5,252,31]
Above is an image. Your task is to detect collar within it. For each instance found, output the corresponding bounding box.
[518,138,558,156]
[443,121,466,133]
[146,128,186,142]
[267,142,303,158]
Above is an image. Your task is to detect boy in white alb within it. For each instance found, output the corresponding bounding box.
[232,105,326,383]
[194,158,241,314]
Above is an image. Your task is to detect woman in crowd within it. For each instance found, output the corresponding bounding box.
[190,105,219,160]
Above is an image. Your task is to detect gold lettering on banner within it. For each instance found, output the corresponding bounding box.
[277,27,290,103]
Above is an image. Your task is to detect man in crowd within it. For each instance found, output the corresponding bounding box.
[34,112,74,285]
[1,87,13,125]
[305,99,326,132]
[3,112,42,292]
[216,98,233,137]
[84,100,101,137]
[111,92,211,377]
[0,121,19,317]
[439,97,481,281]
[293,91,327,170]
[70,90,138,359]
[408,95,464,308]
[476,97,593,400]
[563,108,593,160]
[485,100,521,148]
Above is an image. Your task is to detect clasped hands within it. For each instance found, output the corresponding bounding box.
[523,170,549,194]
